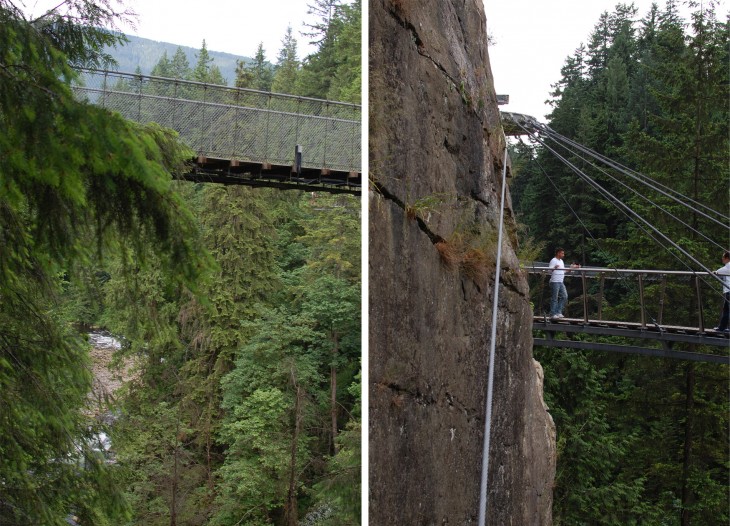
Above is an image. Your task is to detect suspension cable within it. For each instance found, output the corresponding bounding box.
[518,137,664,327]
[538,124,730,227]
[538,130,725,252]
[520,124,726,297]
[478,145,509,526]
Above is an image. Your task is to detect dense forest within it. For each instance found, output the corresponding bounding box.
[0,1,360,525]
[100,35,248,86]
[510,2,728,525]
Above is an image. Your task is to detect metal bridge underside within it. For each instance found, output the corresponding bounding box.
[181,157,361,195]
[533,317,730,364]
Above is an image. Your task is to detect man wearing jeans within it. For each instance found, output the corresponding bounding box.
[713,250,730,332]
[549,248,579,319]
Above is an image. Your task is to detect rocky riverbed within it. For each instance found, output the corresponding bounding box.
[87,332,136,414]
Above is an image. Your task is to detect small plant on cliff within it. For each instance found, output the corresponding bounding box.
[435,240,459,270]
[435,225,498,286]
[459,80,472,108]
[405,192,455,221]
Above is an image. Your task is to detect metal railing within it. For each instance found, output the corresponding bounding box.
[525,264,726,331]
[72,69,361,173]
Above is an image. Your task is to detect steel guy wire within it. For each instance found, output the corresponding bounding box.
[517,137,664,327]
[520,124,726,300]
[539,124,730,227]
[538,129,725,252]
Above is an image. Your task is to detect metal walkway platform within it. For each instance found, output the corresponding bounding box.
[533,316,730,364]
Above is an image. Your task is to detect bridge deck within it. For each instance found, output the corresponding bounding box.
[183,156,361,195]
[533,316,729,364]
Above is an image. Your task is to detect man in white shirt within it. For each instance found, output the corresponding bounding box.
[548,248,579,319]
[713,250,730,332]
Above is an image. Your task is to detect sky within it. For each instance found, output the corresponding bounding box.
[24,0,322,61]
[484,0,725,123]
[22,0,725,116]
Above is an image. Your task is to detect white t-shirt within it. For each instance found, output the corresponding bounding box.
[549,257,565,283]
[717,261,730,293]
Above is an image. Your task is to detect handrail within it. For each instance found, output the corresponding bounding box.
[524,264,726,331]
[76,68,362,109]
[524,264,715,277]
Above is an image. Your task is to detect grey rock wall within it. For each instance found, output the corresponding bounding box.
[369,0,556,523]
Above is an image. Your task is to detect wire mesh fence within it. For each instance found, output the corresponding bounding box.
[73,69,361,172]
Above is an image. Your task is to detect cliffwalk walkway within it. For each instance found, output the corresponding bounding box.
[526,265,729,364]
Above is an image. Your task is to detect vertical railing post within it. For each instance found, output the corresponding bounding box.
[351,107,358,173]
[323,101,330,170]
[597,273,605,321]
[695,276,705,332]
[136,71,143,122]
[265,94,272,163]
[199,84,208,158]
[639,274,646,328]
[295,98,302,166]
[233,89,241,160]
[538,272,549,321]
[173,80,179,135]
[582,270,588,323]
[101,71,108,108]
[657,274,667,325]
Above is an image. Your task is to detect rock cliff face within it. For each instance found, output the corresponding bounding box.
[369,0,556,524]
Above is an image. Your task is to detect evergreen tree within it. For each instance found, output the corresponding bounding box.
[326,0,361,103]
[151,50,172,78]
[170,46,192,79]
[212,193,361,525]
[236,42,274,91]
[272,26,300,94]
[303,0,342,45]
[234,58,255,89]
[0,1,207,523]
[192,39,226,85]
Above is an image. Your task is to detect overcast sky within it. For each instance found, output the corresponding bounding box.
[121,0,322,60]
[485,0,725,122]
[23,0,725,117]
[24,0,322,61]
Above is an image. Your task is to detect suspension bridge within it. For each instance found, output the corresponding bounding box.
[73,69,362,195]
[501,112,730,365]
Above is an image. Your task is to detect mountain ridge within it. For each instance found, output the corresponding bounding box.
[106,34,252,86]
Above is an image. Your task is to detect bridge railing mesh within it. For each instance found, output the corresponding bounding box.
[525,265,725,330]
[73,70,361,172]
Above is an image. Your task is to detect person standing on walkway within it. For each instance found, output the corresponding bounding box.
[713,250,730,332]
[549,248,580,319]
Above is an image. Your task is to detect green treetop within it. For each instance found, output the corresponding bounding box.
[272,25,300,94]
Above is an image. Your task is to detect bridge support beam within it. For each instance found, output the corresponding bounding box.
[534,337,729,364]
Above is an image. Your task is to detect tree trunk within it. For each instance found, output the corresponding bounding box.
[331,331,339,454]
[285,384,303,526]
[680,362,695,526]
[171,441,179,526]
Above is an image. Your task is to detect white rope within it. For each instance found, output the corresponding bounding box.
[478,145,509,525]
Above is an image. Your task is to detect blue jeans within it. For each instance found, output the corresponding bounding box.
[550,281,568,316]
[719,292,730,330]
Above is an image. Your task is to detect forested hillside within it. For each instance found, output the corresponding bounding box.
[510,2,728,524]
[104,34,249,85]
[119,0,362,104]
[0,1,361,525]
